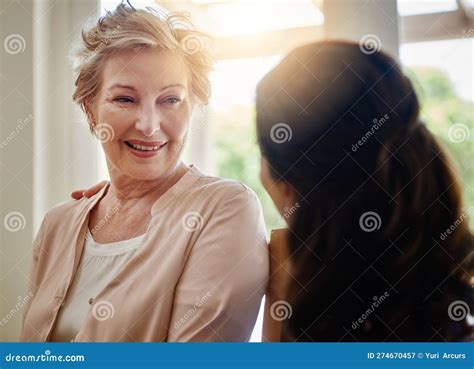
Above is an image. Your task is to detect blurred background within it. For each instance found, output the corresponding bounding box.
[0,0,472,341]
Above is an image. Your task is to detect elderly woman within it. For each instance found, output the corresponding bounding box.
[20,3,268,342]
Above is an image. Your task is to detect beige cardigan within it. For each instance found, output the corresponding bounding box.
[20,166,269,342]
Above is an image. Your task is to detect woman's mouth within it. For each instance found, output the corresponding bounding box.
[123,140,167,158]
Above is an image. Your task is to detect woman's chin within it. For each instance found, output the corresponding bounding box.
[105,149,179,181]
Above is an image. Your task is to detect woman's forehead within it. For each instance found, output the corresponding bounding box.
[101,49,189,90]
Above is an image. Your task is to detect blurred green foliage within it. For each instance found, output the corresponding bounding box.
[211,106,285,235]
[406,67,473,228]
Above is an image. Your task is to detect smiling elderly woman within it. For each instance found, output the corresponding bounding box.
[20,3,268,342]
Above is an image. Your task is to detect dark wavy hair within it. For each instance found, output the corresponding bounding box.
[256,40,473,341]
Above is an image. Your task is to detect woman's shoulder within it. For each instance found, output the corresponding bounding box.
[189,166,260,206]
[40,188,105,231]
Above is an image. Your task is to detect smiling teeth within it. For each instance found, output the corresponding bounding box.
[131,143,159,151]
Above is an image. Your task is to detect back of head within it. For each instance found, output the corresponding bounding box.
[256,40,473,341]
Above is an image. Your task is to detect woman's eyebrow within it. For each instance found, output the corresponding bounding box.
[107,83,185,92]
[160,84,185,91]
[108,84,137,92]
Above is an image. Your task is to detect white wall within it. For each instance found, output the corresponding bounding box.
[324,0,399,58]
[0,0,99,341]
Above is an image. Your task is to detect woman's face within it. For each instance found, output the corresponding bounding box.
[90,48,192,181]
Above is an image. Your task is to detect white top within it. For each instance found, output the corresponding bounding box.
[49,229,145,342]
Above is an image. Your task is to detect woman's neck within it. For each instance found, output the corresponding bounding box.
[106,162,189,207]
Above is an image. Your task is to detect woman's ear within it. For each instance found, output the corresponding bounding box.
[283,181,295,202]
[278,180,296,208]
[82,97,96,132]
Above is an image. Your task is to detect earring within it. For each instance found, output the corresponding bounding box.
[89,119,97,135]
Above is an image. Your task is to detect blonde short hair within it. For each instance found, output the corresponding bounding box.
[72,1,213,115]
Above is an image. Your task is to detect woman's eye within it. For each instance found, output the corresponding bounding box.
[165,97,181,104]
[114,96,134,104]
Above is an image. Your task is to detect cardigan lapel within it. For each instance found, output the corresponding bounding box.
[44,183,110,341]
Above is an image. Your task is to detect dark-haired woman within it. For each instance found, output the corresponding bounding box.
[257,40,472,341]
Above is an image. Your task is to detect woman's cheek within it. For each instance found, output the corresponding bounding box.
[164,122,186,145]
[101,109,136,138]
[168,107,191,141]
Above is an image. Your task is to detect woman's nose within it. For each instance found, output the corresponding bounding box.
[135,105,161,136]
